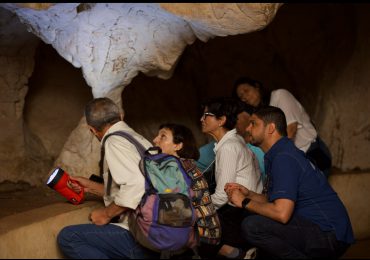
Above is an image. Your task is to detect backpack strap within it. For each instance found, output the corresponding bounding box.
[105,131,147,156]
[201,159,215,174]
[99,130,147,196]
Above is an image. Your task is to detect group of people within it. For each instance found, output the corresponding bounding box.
[56,76,354,259]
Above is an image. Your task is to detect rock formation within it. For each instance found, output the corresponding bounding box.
[0,3,282,186]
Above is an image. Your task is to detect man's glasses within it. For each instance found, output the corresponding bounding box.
[201,112,216,120]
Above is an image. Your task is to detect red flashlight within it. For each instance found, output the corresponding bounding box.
[46,167,84,205]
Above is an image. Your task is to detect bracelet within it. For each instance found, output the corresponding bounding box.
[242,198,251,209]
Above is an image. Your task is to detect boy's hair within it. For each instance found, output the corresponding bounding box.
[159,123,200,160]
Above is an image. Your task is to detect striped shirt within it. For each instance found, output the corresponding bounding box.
[211,129,263,209]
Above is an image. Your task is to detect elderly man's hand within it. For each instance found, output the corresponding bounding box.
[68,176,95,193]
[89,207,111,225]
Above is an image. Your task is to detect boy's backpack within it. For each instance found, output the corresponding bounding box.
[180,159,221,246]
[100,131,199,259]
[201,160,216,195]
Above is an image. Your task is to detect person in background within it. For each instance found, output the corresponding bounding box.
[57,97,156,259]
[232,76,332,177]
[225,106,354,259]
[152,123,222,258]
[234,101,265,182]
[200,97,262,258]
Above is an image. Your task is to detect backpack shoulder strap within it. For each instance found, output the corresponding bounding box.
[104,131,147,156]
[99,130,147,196]
[201,159,215,174]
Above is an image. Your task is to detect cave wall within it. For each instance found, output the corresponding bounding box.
[123,3,369,171]
[0,8,41,188]
[316,5,370,170]
[24,44,93,166]
[0,3,369,190]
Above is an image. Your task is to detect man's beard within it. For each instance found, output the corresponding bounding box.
[249,136,262,147]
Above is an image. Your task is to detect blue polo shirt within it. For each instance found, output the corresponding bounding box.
[264,137,354,244]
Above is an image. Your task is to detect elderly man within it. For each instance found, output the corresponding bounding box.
[57,97,156,259]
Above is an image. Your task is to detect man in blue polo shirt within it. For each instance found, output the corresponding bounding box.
[225,106,354,259]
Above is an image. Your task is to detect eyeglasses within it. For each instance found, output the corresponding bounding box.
[201,112,216,120]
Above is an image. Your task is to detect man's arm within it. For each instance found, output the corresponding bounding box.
[68,176,105,197]
[225,183,294,224]
[90,202,130,225]
[287,122,298,140]
[246,198,294,224]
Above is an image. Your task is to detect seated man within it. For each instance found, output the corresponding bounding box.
[225,106,354,259]
[57,97,156,259]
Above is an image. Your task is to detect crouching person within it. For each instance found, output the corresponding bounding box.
[57,97,157,259]
[225,106,354,259]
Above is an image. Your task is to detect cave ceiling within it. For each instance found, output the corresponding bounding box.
[0,3,282,98]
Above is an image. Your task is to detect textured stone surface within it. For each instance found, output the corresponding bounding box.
[0,200,103,258]
[0,3,197,97]
[315,6,370,169]
[0,3,282,97]
[0,3,369,258]
[0,3,369,186]
[0,170,368,258]
[0,8,43,186]
[160,3,282,40]
[0,3,282,180]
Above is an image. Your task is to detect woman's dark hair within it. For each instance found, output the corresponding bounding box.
[159,123,200,160]
[231,76,270,107]
[236,100,256,115]
[201,97,239,130]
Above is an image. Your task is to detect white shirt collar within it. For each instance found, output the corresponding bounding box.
[214,128,237,153]
[101,121,129,144]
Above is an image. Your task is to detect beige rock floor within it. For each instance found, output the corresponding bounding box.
[0,171,368,259]
[0,185,80,219]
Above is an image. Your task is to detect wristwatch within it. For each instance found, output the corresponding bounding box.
[242,198,251,210]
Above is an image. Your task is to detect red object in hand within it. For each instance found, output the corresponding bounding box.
[46,167,84,205]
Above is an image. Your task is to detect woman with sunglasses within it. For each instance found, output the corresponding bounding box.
[199,97,262,259]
